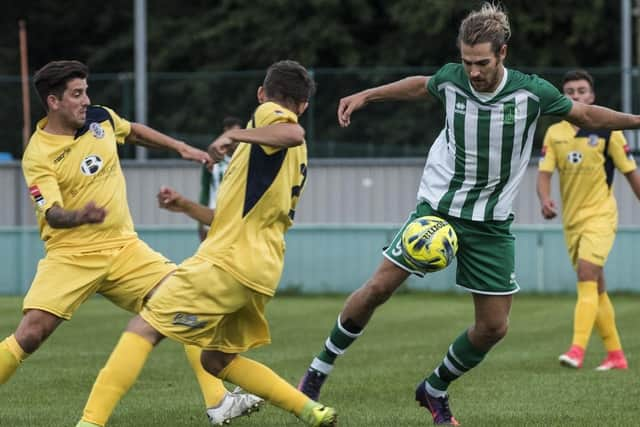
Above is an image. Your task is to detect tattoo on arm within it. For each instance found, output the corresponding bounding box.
[45,205,80,228]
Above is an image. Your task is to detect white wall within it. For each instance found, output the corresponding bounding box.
[2,158,638,226]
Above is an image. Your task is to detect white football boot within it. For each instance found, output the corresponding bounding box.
[206,387,264,425]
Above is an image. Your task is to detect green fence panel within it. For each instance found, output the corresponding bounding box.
[0,225,638,296]
[0,228,44,296]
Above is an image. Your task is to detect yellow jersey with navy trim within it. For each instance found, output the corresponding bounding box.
[539,120,637,227]
[22,105,137,253]
[196,102,307,296]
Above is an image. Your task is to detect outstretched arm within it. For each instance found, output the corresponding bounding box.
[338,76,430,127]
[208,123,304,161]
[565,102,640,130]
[157,186,215,225]
[127,123,211,165]
[536,171,557,219]
[625,169,640,200]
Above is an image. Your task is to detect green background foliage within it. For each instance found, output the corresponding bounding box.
[0,1,632,158]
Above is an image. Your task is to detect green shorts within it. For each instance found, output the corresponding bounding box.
[383,202,519,295]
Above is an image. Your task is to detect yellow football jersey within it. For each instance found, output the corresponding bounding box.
[22,106,137,253]
[539,120,637,227]
[196,102,307,296]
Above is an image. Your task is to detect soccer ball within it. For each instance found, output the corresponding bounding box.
[401,216,458,273]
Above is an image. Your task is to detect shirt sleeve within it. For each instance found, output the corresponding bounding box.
[533,76,573,116]
[253,103,299,155]
[426,64,452,103]
[538,127,557,172]
[607,131,637,174]
[21,147,63,216]
[101,106,132,144]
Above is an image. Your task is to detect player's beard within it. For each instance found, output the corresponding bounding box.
[471,59,503,92]
[70,109,87,129]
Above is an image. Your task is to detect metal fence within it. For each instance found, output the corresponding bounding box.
[2,66,640,160]
[2,159,639,227]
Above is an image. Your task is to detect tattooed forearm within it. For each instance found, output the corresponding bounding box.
[45,205,80,228]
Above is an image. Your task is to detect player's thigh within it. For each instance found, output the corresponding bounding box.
[100,239,176,313]
[454,217,519,295]
[563,229,581,269]
[383,201,440,277]
[472,293,512,329]
[141,257,270,352]
[23,252,108,320]
[577,222,616,268]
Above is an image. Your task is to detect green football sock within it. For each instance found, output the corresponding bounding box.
[313,315,362,372]
[426,330,487,394]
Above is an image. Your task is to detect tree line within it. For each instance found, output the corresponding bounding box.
[0,0,628,158]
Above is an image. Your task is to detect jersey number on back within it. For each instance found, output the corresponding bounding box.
[289,163,308,220]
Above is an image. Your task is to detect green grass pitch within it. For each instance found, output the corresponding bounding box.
[0,293,638,426]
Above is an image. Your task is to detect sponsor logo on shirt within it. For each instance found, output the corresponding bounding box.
[172,313,207,329]
[80,155,103,176]
[567,151,583,164]
[28,185,46,207]
[454,101,466,114]
[587,134,599,147]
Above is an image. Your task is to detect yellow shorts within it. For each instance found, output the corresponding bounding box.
[564,219,616,268]
[23,239,176,320]
[141,256,271,353]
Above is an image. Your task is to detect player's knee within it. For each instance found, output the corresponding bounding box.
[576,260,601,282]
[576,270,598,282]
[15,311,60,353]
[201,351,235,377]
[476,321,509,346]
[125,315,164,346]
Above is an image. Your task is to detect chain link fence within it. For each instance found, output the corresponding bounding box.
[1,66,639,160]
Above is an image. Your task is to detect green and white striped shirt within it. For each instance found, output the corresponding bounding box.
[420,63,572,221]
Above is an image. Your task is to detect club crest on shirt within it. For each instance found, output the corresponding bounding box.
[503,104,515,125]
[587,134,599,147]
[28,185,46,207]
[89,122,105,139]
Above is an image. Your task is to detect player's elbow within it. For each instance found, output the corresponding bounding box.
[285,125,306,146]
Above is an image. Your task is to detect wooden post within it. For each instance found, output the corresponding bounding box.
[19,19,31,153]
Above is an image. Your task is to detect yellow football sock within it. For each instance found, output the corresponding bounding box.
[183,344,227,407]
[0,335,29,384]
[595,292,623,352]
[218,355,309,415]
[80,332,153,426]
[572,281,598,349]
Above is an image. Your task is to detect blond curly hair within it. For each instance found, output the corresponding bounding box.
[458,2,511,55]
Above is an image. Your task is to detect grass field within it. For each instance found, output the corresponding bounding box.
[0,293,638,426]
